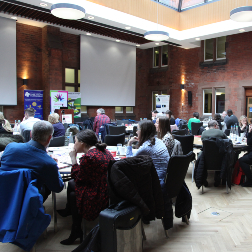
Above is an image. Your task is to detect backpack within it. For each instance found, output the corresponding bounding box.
[178,119,187,130]
[83,119,93,130]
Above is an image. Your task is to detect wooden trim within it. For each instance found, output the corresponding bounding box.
[245,89,252,97]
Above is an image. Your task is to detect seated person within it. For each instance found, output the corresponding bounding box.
[238,124,252,187]
[214,113,223,131]
[48,113,65,137]
[239,115,249,137]
[19,107,40,136]
[201,120,228,141]
[155,116,183,156]
[0,112,13,134]
[0,120,64,202]
[165,110,175,125]
[188,112,200,132]
[126,120,172,229]
[226,109,239,129]
[58,129,114,245]
[151,110,159,124]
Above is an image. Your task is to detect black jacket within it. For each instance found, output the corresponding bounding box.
[108,155,165,220]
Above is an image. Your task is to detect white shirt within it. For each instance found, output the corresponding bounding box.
[20,117,40,135]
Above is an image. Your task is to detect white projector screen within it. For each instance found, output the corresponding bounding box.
[80,35,136,106]
[0,17,17,105]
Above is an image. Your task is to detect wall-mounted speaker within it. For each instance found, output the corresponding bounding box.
[188,91,192,106]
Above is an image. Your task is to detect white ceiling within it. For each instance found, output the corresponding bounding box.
[2,0,252,49]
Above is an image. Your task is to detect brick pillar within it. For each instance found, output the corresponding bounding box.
[42,25,63,119]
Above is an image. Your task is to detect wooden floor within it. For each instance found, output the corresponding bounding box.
[1,150,252,252]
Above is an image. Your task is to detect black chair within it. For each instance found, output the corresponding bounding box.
[181,124,188,133]
[201,139,229,194]
[172,129,187,135]
[173,135,195,182]
[104,133,125,146]
[164,151,194,231]
[49,135,65,147]
[109,125,126,135]
[191,122,203,135]
[225,129,230,136]
[22,130,31,142]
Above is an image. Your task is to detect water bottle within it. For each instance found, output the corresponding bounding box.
[17,120,21,132]
[98,133,102,143]
[230,126,233,140]
[68,132,74,149]
[13,120,17,134]
[236,125,239,140]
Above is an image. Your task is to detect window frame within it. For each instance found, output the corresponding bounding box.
[203,89,212,115]
[214,88,225,114]
[126,107,133,113]
[64,67,80,92]
[204,39,214,62]
[153,47,160,68]
[115,107,123,113]
[161,44,168,67]
[216,36,226,61]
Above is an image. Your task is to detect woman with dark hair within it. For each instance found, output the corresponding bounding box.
[126,120,172,229]
[165,110,175,125]
[155,117,183,156]
[188,112,200,132]
[214,113,223,130]
[58,129,114,245]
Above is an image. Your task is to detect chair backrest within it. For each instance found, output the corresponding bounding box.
[23,130,31,143]
[104,133,125,146]
[49,135,65,147]
[173,135,194,155]
[165,151,194,199]
[225,129,230,136]
[191,122,203,135]
[203,139,223,171]
[109,125,126,135]
[180,124,188,132]
[171,129,187,135]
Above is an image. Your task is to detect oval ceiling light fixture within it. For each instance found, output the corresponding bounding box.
[144,31,169,41]
[230,6,252,22]
[51,3,85,20]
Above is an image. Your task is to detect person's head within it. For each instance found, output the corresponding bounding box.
[165,110,172,118]
[239,115,248,127]
[208,120,219,129]
[52,113,60,122]
[137,120,156,147]
[227,109,233,116]
[97,108,105,115]
[193,112,199,119]
[152,110,158,118]
[155,117,171,139]
[222,111,227,118]
[25,107,35,119]
[75,129,106,153]
[31,120,54,147]
[214,113,222,121]
[48,114,58,124]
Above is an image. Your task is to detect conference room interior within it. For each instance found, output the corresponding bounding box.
[2,0,252,251]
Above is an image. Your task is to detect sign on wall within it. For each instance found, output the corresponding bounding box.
[24,90,43,119]
[68,92,81,118]
[50,90,68,113]
[155,95,170,113]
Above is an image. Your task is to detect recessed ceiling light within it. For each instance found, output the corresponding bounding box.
[87,16,94,20]
[86,33,91,36]
[185,48,189,49]
[239,28,245,32]
[40,2,47,7]
[125,26,131,30]
[11,16,18,20]
[195,38,200,41]
[136,44,140,47]
[155,43,159,45]
[116,40,120,42]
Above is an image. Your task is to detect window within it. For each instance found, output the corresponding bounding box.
[64,68,80,92]
[204,39,213,61]
[81,105,87,113]
[216,36,226,60]
[203,89,212,114]
[215,88,225,113]
[126,107,133,113]
[153,47,159,67]
[162,45,168,66]
[115,107,123,113]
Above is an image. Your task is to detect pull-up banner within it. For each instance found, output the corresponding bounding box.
[68,92,81,118]
[50,90,68,113]
[24,90,43,119]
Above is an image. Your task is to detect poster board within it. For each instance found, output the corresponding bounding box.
[50,90,68,113]
[155,95,170,113]
[68,92,81,118]
[24,90,43,119]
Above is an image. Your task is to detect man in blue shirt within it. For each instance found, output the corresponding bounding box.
[1,120,64,201]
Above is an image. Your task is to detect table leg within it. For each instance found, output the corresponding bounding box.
[52,192,57,233]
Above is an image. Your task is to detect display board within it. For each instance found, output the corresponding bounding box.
[68,92,81,118]
[155,95,170,113]
[24,90,43,119]
[50,90,68,113]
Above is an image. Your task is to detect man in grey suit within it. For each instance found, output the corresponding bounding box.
[201,120,228,141]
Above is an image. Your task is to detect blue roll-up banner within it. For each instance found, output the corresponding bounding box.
[24,90,43,119]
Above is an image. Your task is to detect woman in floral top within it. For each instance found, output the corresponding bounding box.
[155,116,183,157]
[58,129,114,245]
